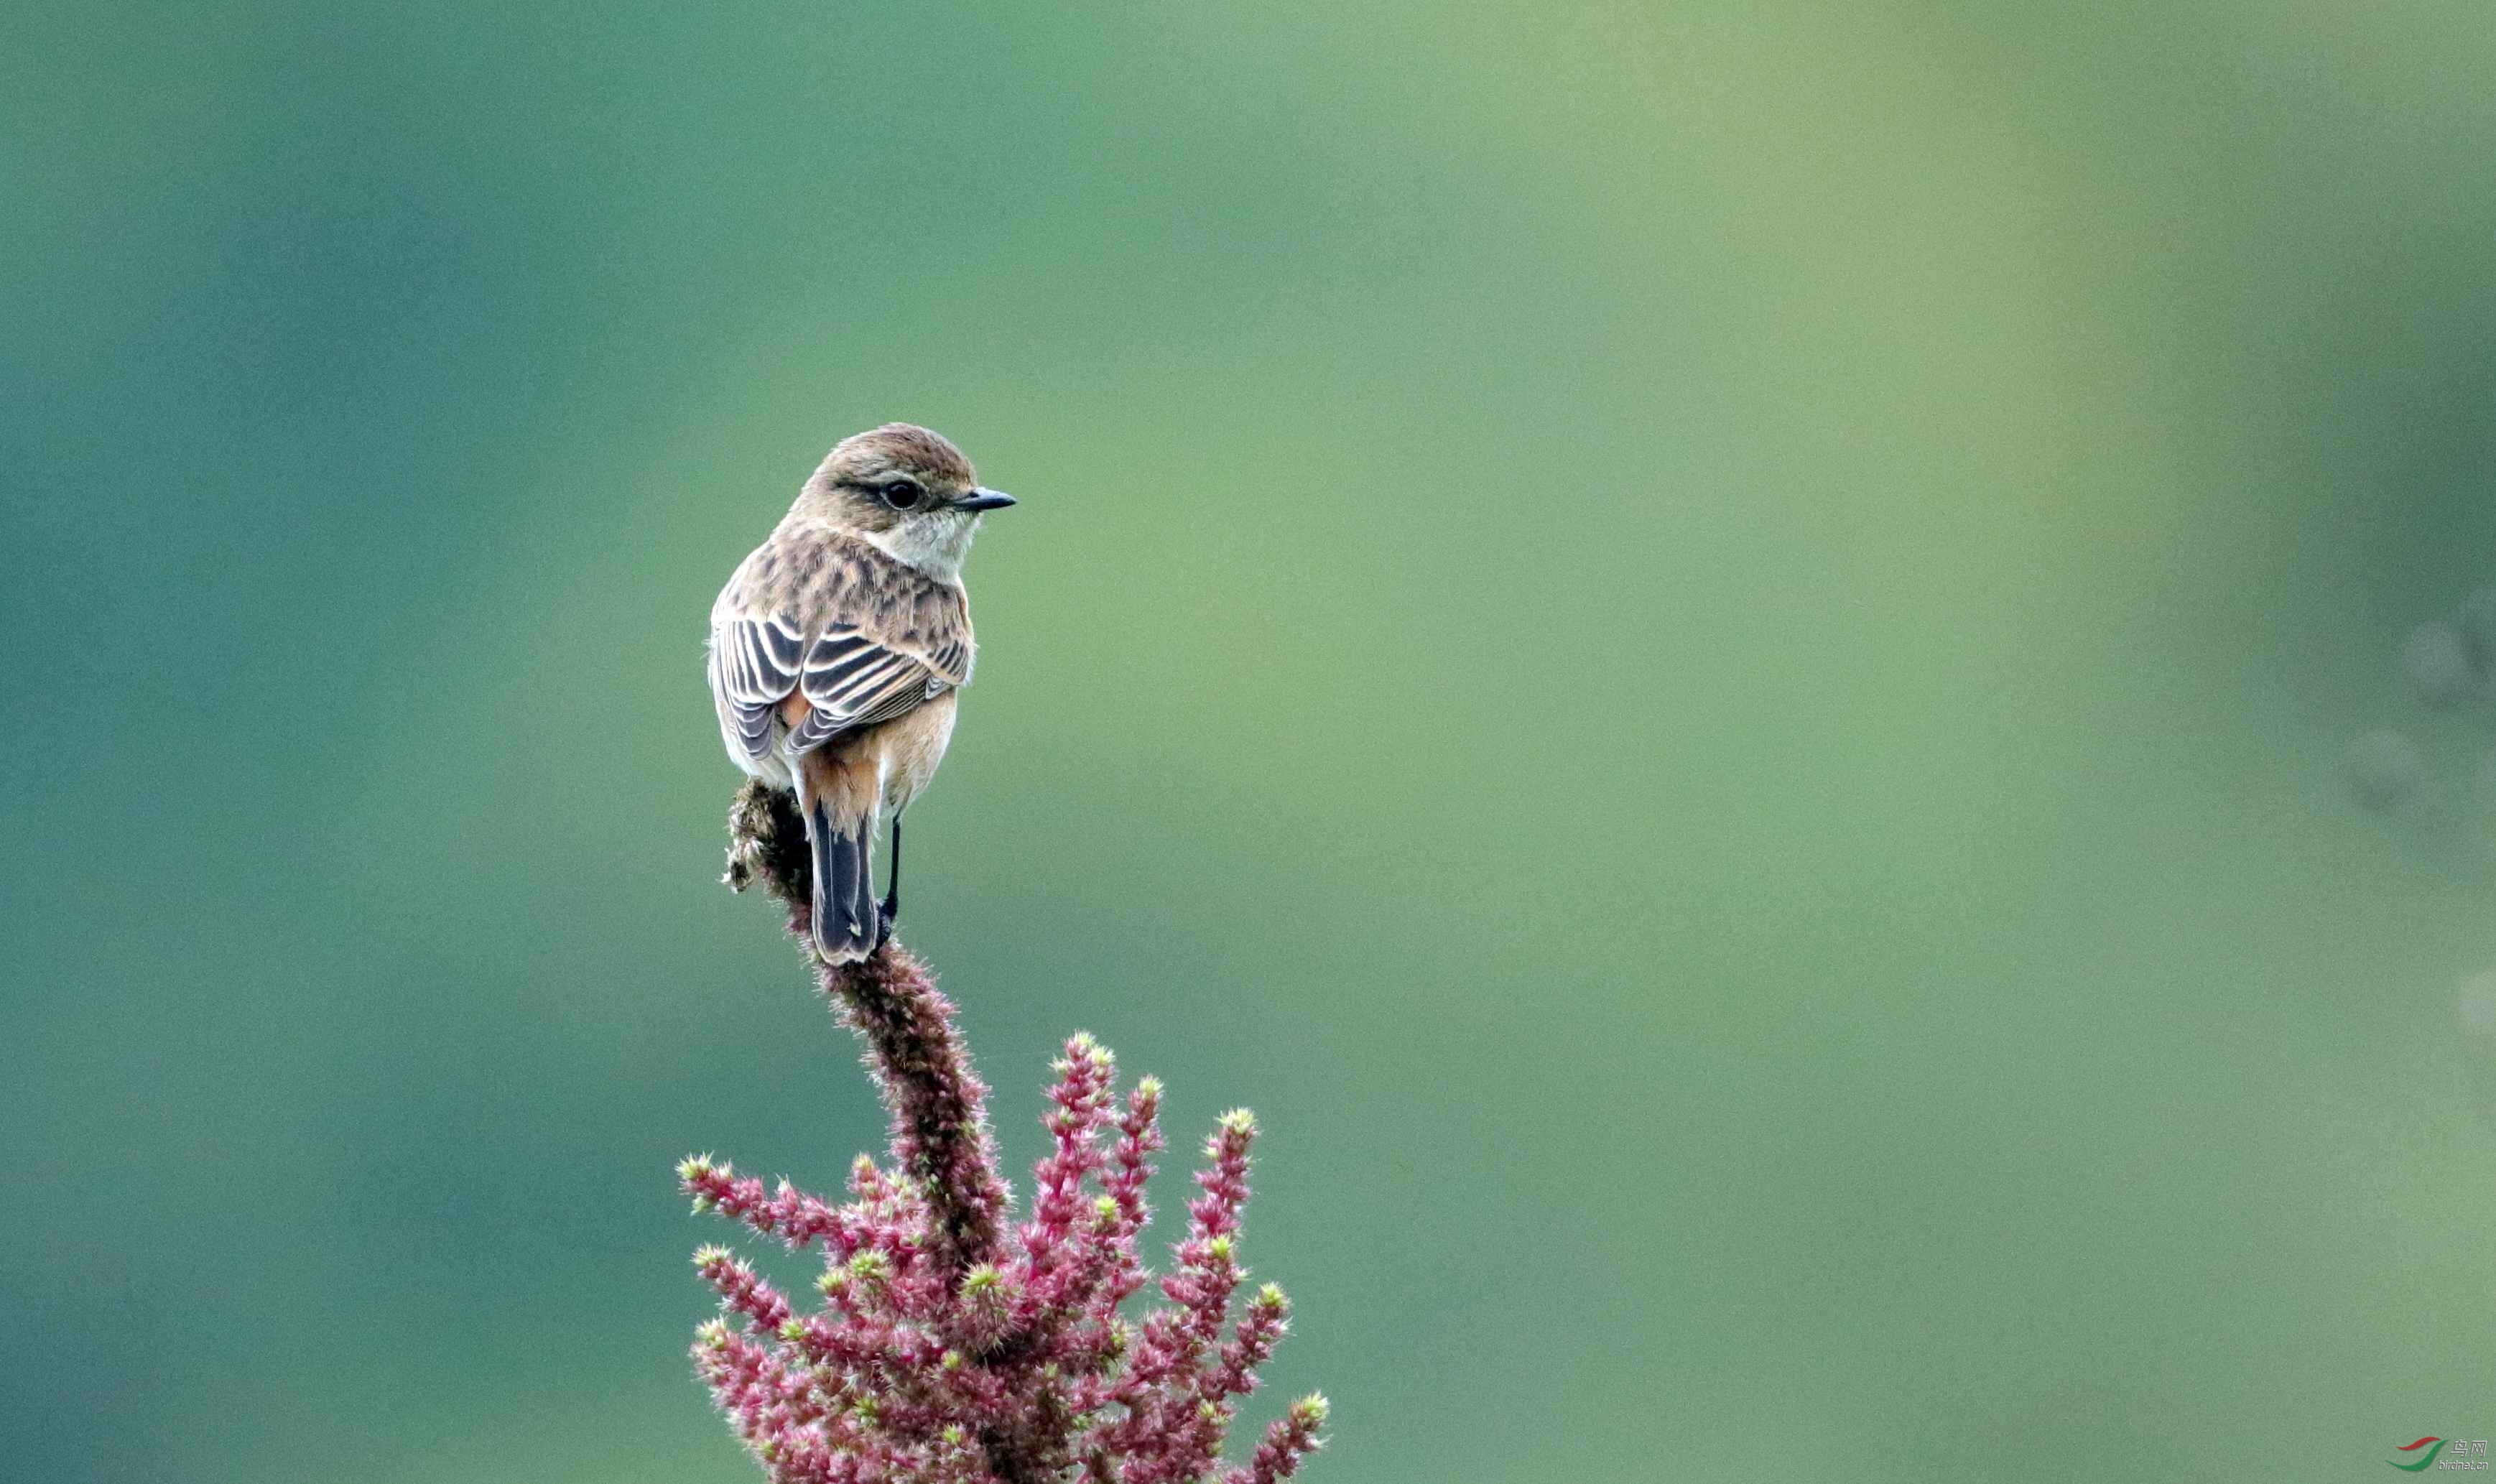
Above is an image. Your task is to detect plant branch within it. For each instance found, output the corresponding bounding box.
[725,779,1008,1281]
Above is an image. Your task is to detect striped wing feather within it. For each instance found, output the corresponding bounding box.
[708,531,972,763]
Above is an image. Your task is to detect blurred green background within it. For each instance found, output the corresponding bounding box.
[9,2,2496,1479]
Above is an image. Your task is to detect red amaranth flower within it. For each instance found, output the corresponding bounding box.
[680,783,1328,1484]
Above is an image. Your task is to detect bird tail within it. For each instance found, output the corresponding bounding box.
[804,799,881,964]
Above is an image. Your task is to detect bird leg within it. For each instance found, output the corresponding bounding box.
[876,811,904,948]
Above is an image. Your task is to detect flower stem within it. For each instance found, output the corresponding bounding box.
[726,779,1008,1281]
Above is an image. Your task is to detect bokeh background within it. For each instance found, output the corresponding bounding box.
[10,2,2496,1479]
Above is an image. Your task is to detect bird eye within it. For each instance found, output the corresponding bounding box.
[880,480,924,510]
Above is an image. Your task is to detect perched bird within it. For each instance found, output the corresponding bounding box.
[707,424,1016,962]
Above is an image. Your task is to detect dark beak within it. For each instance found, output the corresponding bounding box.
[955,488,1017,512]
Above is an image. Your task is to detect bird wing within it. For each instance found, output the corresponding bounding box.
[708,529,973,763]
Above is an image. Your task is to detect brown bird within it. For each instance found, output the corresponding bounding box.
[708,424,1015,962]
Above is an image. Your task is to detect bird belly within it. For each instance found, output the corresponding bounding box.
[872,691,959,814]
[775,692,957,823]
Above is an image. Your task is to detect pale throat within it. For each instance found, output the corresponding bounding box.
[861,511,980,581]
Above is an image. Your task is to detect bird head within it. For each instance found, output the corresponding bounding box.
[802,423,1016,580]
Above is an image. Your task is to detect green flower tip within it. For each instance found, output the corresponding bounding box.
[1253,1282,1289,1309]
[961,1263,1005,1299]
[692,1245,733,1269]
[942,1424,966,1446]
[1133,1075,1164,1103]
[1206,1234,1234,1263]
[815,1269,847,1297]
[848,1250,891,1287]
[778,1319,806,1342]
[941,1348,963,1371]
[1292,1392,1330,1426]
[676,1154,720,1182]
[695,1320,730,1349]
[1217,1108,1257,1136]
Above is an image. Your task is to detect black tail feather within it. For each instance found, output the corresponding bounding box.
[807,803,881,963]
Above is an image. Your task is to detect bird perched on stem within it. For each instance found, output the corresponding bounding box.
[707,424,1015,963]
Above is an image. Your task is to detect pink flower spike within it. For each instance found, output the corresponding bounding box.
[1228,1393,1330,1484]
[679,782,1329,1484]
[694,1246,792,1333]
